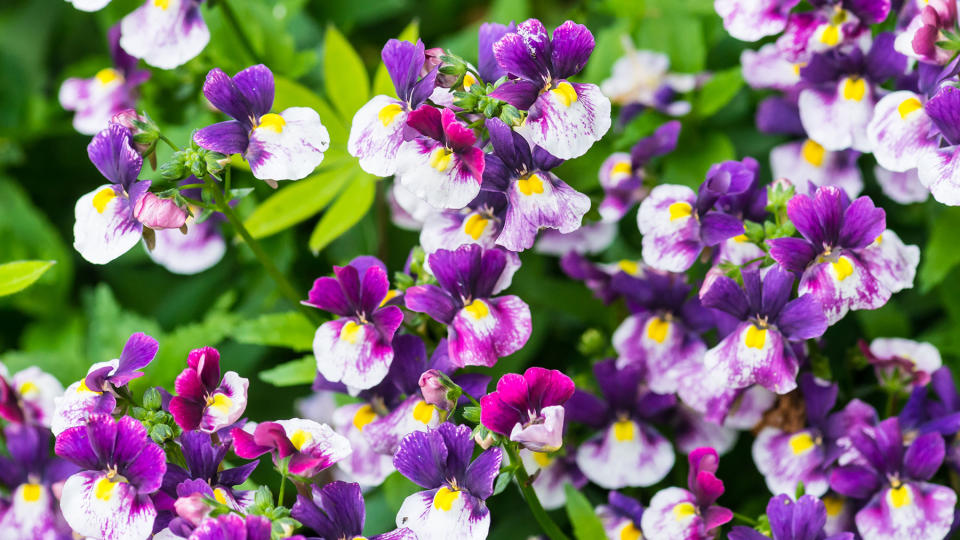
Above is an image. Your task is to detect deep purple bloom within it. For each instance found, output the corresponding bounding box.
[597,491,645,540]
[480,367,574,452]
[829,418,956,539]
[899,367,960,473]
[188,514,297,540]
[393,423,503,540]
[729,494,854,540]
[304,256,404,390]
[231,418,351,479]
[169,346,249,433]
[292,481,415,540]
[598,121,680,222]
[405,245,532,368]
[700,264,828,394]
[55,414,167,540]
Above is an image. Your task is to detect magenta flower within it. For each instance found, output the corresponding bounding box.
[231,418,351,479]
[169,347,249,433]
[480,367,574,452]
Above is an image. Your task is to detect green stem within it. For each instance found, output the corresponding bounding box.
[504,444,571,540]
[201,174,322,325]
[218,0,262,64]
[885,391,899,418]
[158,134,180,152]
[733,512,758,526]
[278,470,288,506]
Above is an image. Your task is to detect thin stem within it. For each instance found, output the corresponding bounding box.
[201,174,323,325]
[733,512,758,526]
[158,134,180,152]
[278,470,288,506]
[504,444,571,540]
[219,0,262,64]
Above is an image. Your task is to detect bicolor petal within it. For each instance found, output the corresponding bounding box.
[446,295,532,368]
[576,420,675,488]
[348,95,409,177]
[516,82,612,160]
[867,91,937,173]
[119,0,209,70]
[246,107,330,181]
[704,322,798,394]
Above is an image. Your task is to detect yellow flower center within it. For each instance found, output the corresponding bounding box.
[256,113,286,133]
[20,484,42,503]
[463,214,489,240]
[352,404,377,431]
[617,260,639,276]
[463,73,477,91]
[832,256,853,281]
[153,0,170,9]
[379,289,398,307]
[672,502,697,521]
[613,419,635,442]
[429,147,453,172]
[842,77,866,102]
[378,103,404,127]
[206,393,232,414]
[92,187,117,214]
[18,381,38,397]
[412,400,437,424]
[463,299,489,319]
[433,486,460,511]
[788,432,816,455]
[668,201,692,221]
[802,139,825,167]
[822,495,844,517]
[551,82,578,107]
[290,429,312,451]
[620,522,642,540]
[77,378,101,395]
[94,476,120,501]
[532,452,552,468]
[820,24,840,46]
[213,487,228,505]
[888,484,912,508]
[744,325,767,349]
[517,173,545,196]
[646,317,670,344]
[339,321,363,344]
[610,161,632,179]
[898,97,923,120]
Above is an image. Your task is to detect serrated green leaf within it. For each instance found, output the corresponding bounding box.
[259,356,316,387]
[696,67,744,117]
[324,25,370,122]
[273,76,348,149]
[564,484,605,540]
[232,311,317,351]
[309,171,376,254]
[920,207,960,292]
[372,20,420,98]
[0,260,55,297]
[243,165,353,239]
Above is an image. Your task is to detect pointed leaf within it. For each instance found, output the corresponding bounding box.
[324,25,370,122]
[259,356,316,387]
[0,260,55,297]
[243,165,353,239]
[308,170,375,254]
[564,484,606,540]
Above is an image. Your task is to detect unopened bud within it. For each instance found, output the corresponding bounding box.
[110,109,158,156]
[174,493,212,526]
[498,104,523,127]
[474,428,496,450]
[419,369,454,411]
[134,193,188,230]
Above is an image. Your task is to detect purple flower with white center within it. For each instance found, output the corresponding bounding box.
[481,118,590,251]
[862,338,942,388]
[405,245,532,367]
[728,493,855,540]
[480,367,574,452]
[898,367,960,472]
[612,268,713,394]
[768,187,918,325]
[517,448,586,510]
[119,0,209,69]
[534,220,617,256]
[304,257,403,390]
[598,121,681,223]
[873,166,928,205]
[895,0,958,66]
[169,347,249,433]
[569,360,676,488]
[0,425,77,540]
[741,42,802,91]
[0,365,64,428]
[490,19,611,159]
[829,417,956,540]
[640,447,733,540]
[73,124,154,265]
[393,423,503,540]
[637,159,755,272]
[292,481,416,540]
[59,25,149,135]
[797,33,906,152]
[600,46,696,115]
[596,491,644,540]
[188,514,296,540]
[394,106,485,209]
[232,418,351,479]
[194,64,330,183]
[752,374,878,498]
[770,139,863,199]
[774,1,885,62]
[55,414,167,540]
[700,264,828,394]
[714,0,801,42]
[349,39,438,177]
[51,332,158,435]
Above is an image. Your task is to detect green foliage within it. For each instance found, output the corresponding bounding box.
[564,484,606,540]
[259,356,316,386]
[919,207,960,292]
[233,311,316,351]
[243,165,353,239]
[324,25,371,122]
[309,172,376,253]
[695,67,744,117]
[0,260,55,296]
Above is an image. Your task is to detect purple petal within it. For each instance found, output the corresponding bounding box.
[488,79,542,110]
[463,447,503,499]
[232,64,274,118]
[760,264,794,319]
[87,124,142,188]
[926,85,960,146]
[358,265,390,316]
[394,429,447,489]
[54,425,99,469]
[478,23,515,82]
[904,432,945,481]
[699,274,750,319]
[830,465,881,498]
[776,294,828,340]
[493,26,548,82]
[768,237,818,273]
[112,332,159,384]
[699,211,745,246]
[382,39,425,102]
[838,196,885,250]
[194,120,250,155]
[202,68,253,124]
[404,284,459,324]
[550,21,594,79]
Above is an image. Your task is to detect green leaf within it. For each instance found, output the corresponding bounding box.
[492,471,512,496]
[259,356,316,387]
[920,207,960,292]
[372,20,420,98]
[635,15,705,73]
[0,260,55,296]
[324,25,370,122]
[662,131,736,187]
[564,484,605,540]
[273,76,348,150]
[232,312,316,352]
[462,406,481,423]
[696,67,744,117]
[243,165,353,239]
[309,171,376,254]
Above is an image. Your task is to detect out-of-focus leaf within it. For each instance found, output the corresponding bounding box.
[372,20,420,98]
[583,22,629,87]
[84,283,162,377]
[382,472,420,514]
[324,25,370,122]
[273,76,348,149]
[259,355,316,386]
[662,131,735,187]
[243,165,353,239]
[309,171,375,254]
[695,67,744,117]
[564,484,606,540]
[920,207,960,292]
[232,311,316,351]
[635,15,705,73]
[489,0,531,22]
[0,260,55,296]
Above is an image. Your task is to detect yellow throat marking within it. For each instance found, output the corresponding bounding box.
[378,103,404,127]
[668,201,692,221]
[619,522,642,540]
[207,393,232,414]
[789,432,816,455]
[290,429,312,451]
[433,486,460,511]
[646,317,670,344]
[429,148,453,172]
[93,187,117,214]
[842,77,866,102]
[20,484,42,503]
[832,256,853,281]
[744,325,767,349]
[672,502,697,521]
[898,97,922,120]
[256,113,286,133]
[517,173,545,196]
[463,214,489,240]
[95,68,123,86]
[464,299,489,319]
[339,321,363,344]
[888,485,911,508]
[613,419,635,442]
[412,401,436,424]
[352,404,377,431]
[802,139,825,167]
[551,82,578,107]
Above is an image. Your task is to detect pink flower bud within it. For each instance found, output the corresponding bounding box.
[419,369,453,410]
[174,493,212,526]
[134,193,188,230]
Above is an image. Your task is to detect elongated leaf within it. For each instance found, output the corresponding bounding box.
[0,260,55,297]
[696,67,744,117]
[325,25,370,122]
[309,171,376,254]
[259,356,316,386]
[243,165,353,239]
[920,207,960,292]
[273,76,348,149]
[372,20,420,98]
[232,312,316,351]
[564,484,606,540]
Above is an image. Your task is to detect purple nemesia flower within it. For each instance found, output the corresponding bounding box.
[292,481,416,540]
[393,423,503,540]
[304,256,404,390]
[349,39,439,176]
[482,118,590,251]
[641,447,733,540]
[405,245,532,368]
[569,360,676,488]
[480,367,575,452]
[0,365,64,428]
[598,121,681,223]
[597,491,645,540]
[700,264,828,394]
[829,417,957,539]
[895,0,958,65]
[637,159,755,272]
[55,414,167,540]
[169,347,249,433]
[770,139,863,199]
[490,19,612,159]
[773,1,887,63]
[714,0,801,42]
[146,180,227,274]
[188,514,300,540]
[194,64,330,182]
[768,187,918,325]
[59,25,150,135]
[0,424,77,539]
[898,367,960,472]
[394,106,485,209]
[518,448,587,510]
[729,493,855,540]
[600,46,697,116]
[231,418,351,479]
[119,0,209,70]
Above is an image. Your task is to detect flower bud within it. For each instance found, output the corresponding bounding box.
[110,109,158,155]
[419,369,454,411]
[474,426,496,450]
[134,193,188,230]
[498,104,524,127]
[174,493,212,526]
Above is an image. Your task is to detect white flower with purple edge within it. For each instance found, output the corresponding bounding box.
[0,365,63,428]
[231,418,351,479]
[119,0,209,70]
